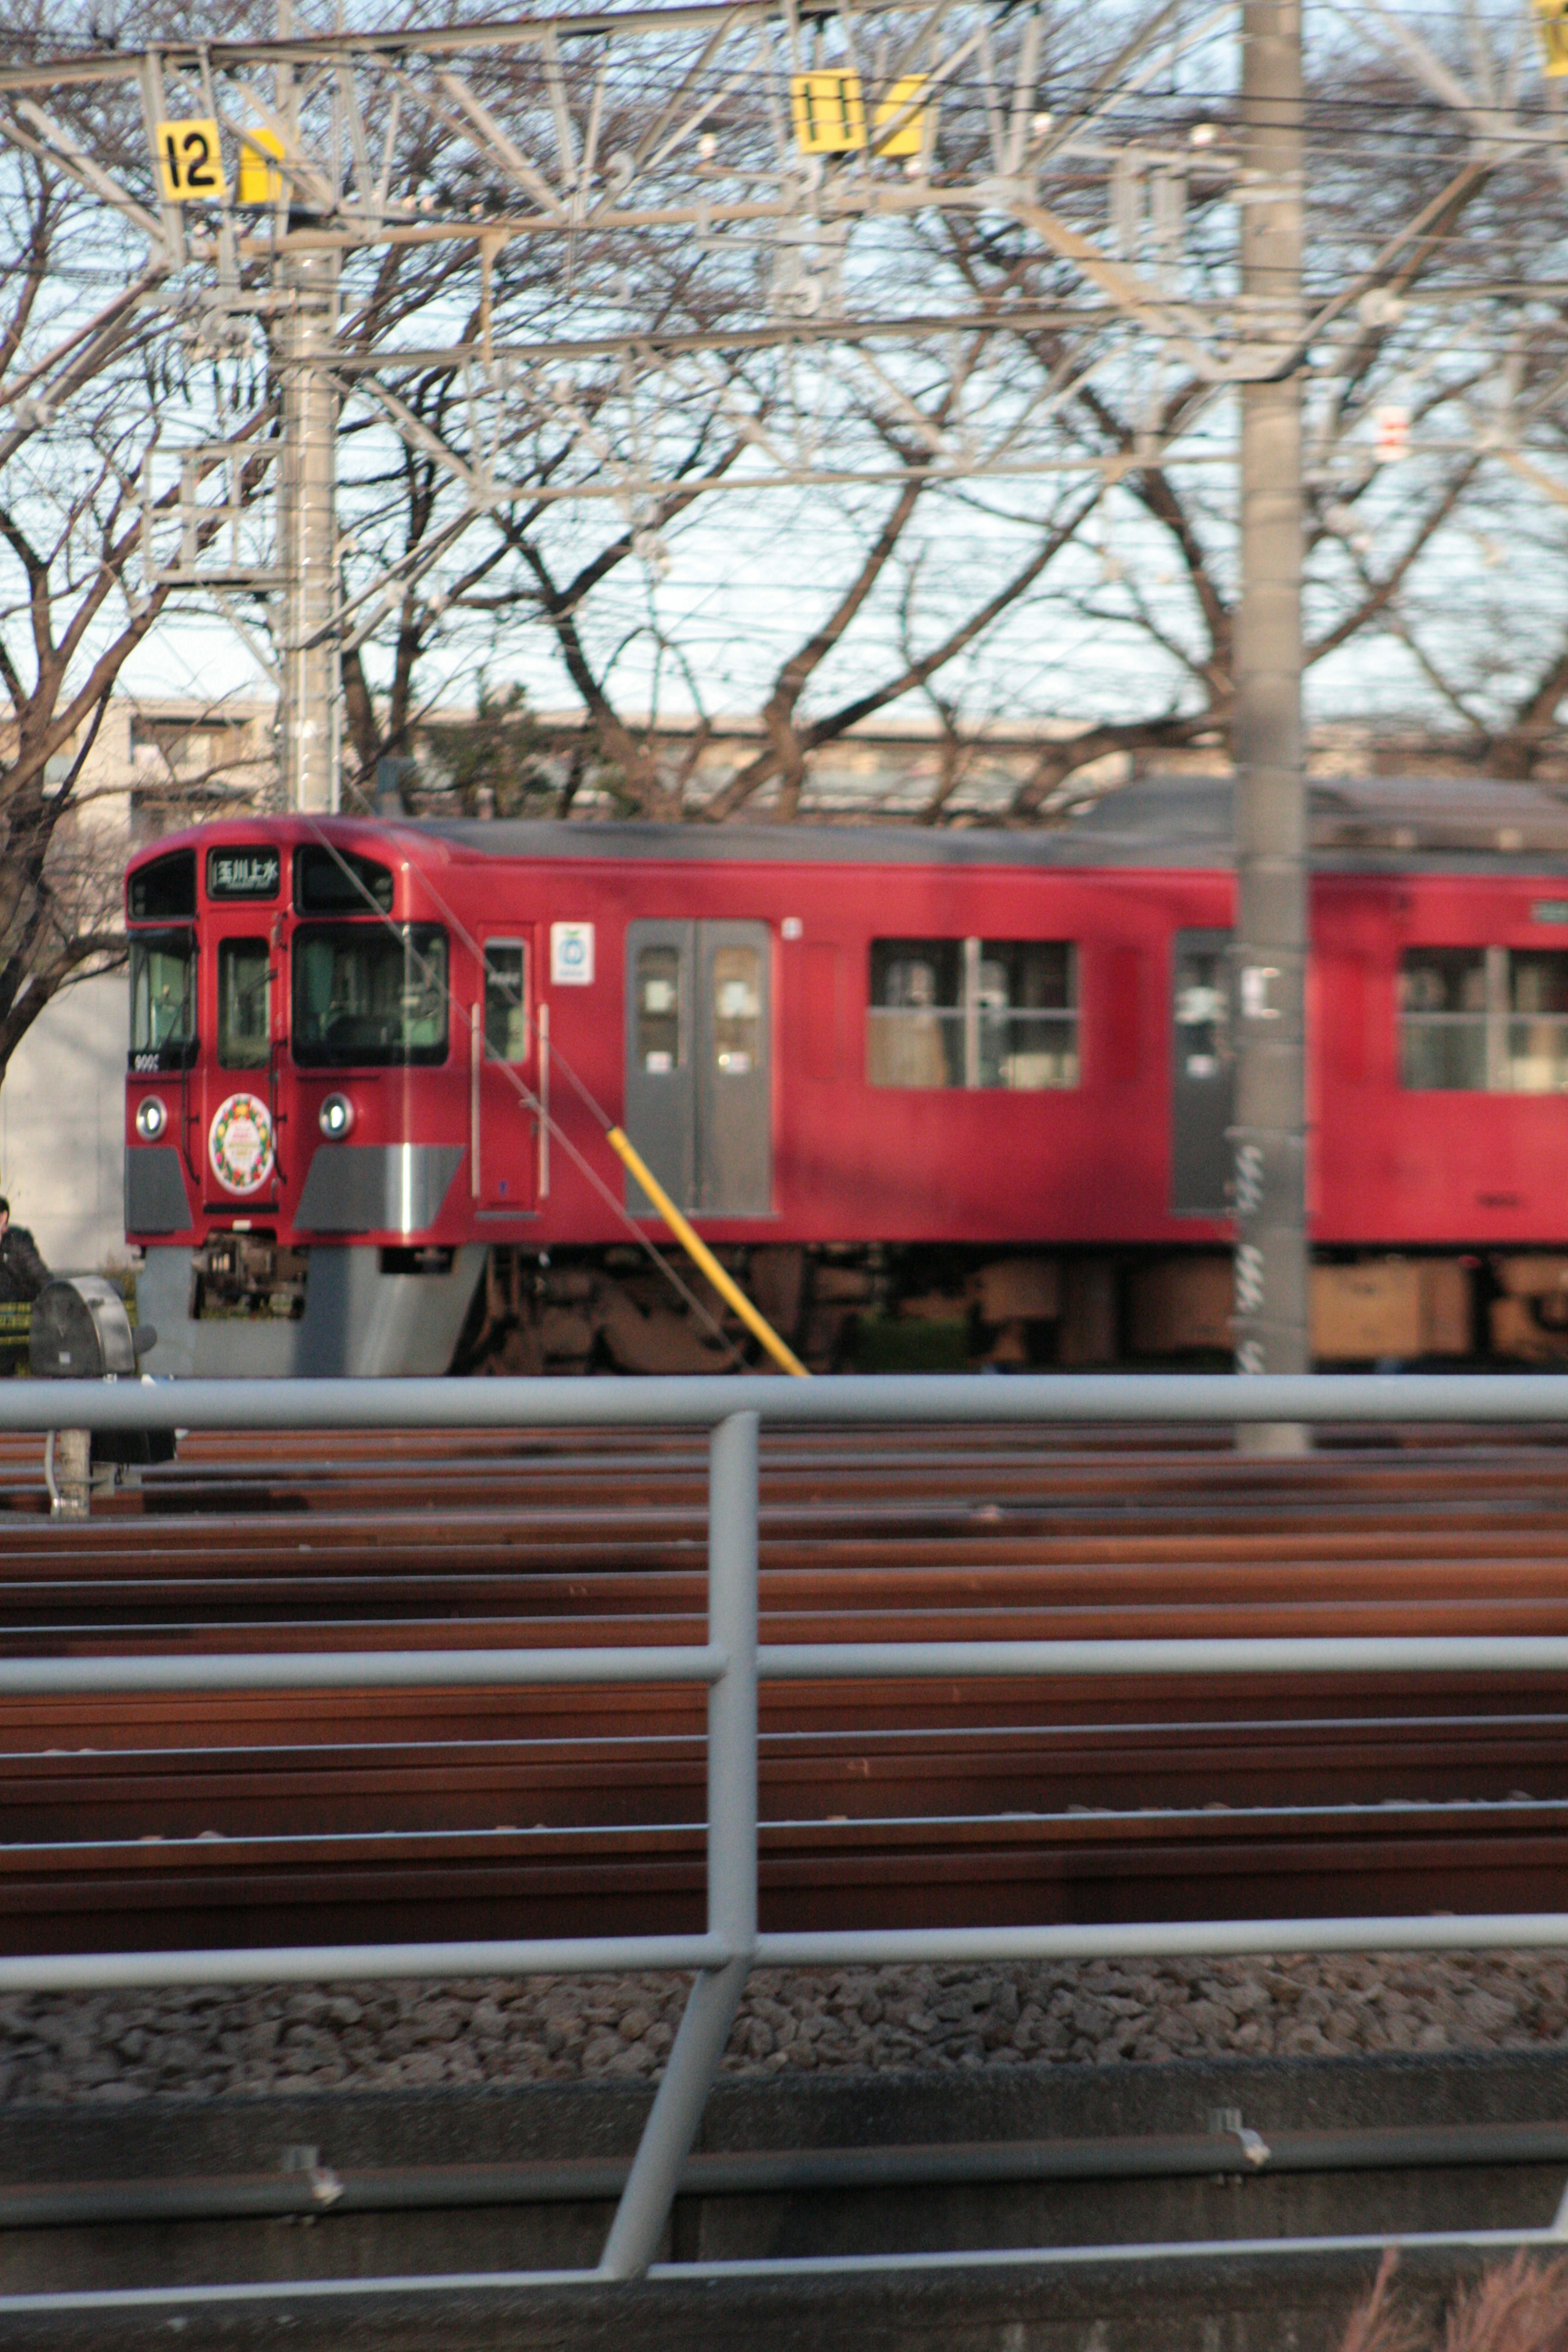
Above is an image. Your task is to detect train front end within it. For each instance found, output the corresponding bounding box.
[123,819,486,1376]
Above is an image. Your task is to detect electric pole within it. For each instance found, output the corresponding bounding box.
[1232,0,1309,1436]
[275,245,340,814]
[273,1,339,815]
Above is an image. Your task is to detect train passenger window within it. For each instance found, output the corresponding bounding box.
[866,941,962,1087]
[712,946,762,1075]
[1509,952,1568,1091]
[294,845,395,915]
[867,938,1076,1089]
[129,930,197,1069]
[1400,947,1568,1091]
[636,943,682,1072]
[978,940,1078,1089]
[218,937,271,1069]
[483,942,528,1061]
[292,924,449,1066]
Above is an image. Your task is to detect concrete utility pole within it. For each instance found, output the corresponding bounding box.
[1232,0,1309,1433]
[273,0,339,816]
[276,247,340,815]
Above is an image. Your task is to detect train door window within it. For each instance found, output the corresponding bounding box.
[636,943,683,1071]
[217,937,272,1069]
[711,946,762,1074]
[1171,930,1233,1217]
[483,941,529,1061]
[867,938,1076,1089]
[129,930,198,1069]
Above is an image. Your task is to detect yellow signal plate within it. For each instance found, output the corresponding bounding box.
[237,127,285,205]
[790,70,867,154]
[156,118,228,202]
[872,74,930,157]
[1535,0,1568,74]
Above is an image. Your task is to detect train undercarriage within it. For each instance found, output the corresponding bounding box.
[136,1234,1568,1380]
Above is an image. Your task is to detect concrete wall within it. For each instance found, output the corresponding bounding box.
[0,974,127,1276]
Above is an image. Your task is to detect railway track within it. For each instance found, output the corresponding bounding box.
[4,1423,1568,1955]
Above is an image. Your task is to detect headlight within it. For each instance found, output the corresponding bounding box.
[319,1092,354,1139]
[134,1097,167,1141]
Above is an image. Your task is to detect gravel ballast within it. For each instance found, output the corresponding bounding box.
[5,1953,1568,2103]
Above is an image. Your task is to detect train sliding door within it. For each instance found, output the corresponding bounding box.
[624,920,771,1215]
[1171,928,1233,1217]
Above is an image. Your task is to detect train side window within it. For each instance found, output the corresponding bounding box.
[636,943,683,1072]
[1509,951,1568,1091]
[1400,947,1568,1091]
[978,940,1078,1089]
[867,940,962,1087]
[868,938,1076,1089]
[1399,950,1487,1088]
[483,941,528,1061]
[218,937,271,1069]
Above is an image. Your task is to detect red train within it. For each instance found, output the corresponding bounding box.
[123,775,1568,1376]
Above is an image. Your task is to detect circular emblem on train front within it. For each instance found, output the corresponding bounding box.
[208,1093,275,1195]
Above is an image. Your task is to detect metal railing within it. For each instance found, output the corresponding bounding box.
[6,1369,1568,2294]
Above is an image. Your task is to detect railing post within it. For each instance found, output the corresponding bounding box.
[597,1410,758,2279]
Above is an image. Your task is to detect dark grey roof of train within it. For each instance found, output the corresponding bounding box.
[418,773,1568,871]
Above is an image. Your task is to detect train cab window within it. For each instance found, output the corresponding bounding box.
[483,942,528,1061]
[129,930,197,1069]
[636,943,683,1072]
[127,849,196,922]
[218,937,272,1069]
[294,845,395,915]
[867,938,1077,1089]
[1400,947,1568,1091]
[292,924,449,1066]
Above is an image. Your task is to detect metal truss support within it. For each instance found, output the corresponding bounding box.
[1232,0,1309,1437]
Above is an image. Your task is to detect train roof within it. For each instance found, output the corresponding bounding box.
[420,773,1568,873]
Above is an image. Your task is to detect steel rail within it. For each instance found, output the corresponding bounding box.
[9,1371,1568,1430]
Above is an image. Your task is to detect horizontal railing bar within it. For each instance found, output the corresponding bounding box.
[0,1933,728,1995]
[757,1914,1568,1964]
[0,1645,723,1695]
[9,1912,1568,1995]
[0,2225,1563,2313]
[758,1635,1568,1677]
[6,1633,1568,1695]
[4,1370,1568,1431]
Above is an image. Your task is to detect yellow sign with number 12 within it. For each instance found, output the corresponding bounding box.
[156,118,228,203]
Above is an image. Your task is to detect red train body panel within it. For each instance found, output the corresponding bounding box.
[120,784,1568,1372]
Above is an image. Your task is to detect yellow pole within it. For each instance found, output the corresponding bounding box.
[605,1127,810,1378]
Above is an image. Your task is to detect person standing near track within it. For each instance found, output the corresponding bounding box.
[0,1197,48,1303]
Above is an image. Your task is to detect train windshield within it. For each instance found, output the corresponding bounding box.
[292,923,448,1067]
[129,929,197,1069]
